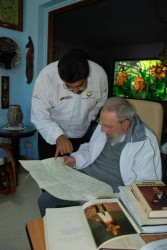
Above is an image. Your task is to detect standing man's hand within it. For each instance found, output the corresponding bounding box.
[55,135,73,158]
[63,155,76,168]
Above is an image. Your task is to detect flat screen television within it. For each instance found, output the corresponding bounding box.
[113,59,167,101]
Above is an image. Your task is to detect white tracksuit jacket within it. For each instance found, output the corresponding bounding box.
[72,118,162,185]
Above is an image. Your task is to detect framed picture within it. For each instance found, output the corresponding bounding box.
[113,58,167,101]
[0,0,23,31]
[1,76,10,109]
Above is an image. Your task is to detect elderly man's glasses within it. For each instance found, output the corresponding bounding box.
[97,119,113,131]
[63,79,87,91]
[97,119,124,132]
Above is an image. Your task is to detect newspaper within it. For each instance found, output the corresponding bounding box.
[19,157,114,201]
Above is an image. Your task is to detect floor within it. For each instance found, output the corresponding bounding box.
[0,166,42,250]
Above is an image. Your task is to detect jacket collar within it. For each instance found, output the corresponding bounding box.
[129,114,146,142]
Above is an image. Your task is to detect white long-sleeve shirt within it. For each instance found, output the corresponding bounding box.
[31,60,108,144]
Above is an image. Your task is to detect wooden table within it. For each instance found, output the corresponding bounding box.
[0,125,36,164]
[26,218,167,250]
[27,218,46,250]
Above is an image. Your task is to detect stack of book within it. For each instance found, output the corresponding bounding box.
[119,180,167,234]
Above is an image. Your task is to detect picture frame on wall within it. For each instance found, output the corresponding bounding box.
[1,76,10,109]
[0,0,23,31]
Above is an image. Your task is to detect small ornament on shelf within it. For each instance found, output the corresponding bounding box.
[6,105,24,129]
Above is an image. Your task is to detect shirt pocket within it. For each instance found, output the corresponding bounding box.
[49,99,74,120]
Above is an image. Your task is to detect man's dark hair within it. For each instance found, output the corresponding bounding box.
[58,49,89,83]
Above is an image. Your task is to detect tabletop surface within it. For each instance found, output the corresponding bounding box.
[0,125,36,137]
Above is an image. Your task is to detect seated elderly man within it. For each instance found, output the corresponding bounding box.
[38,97,162,216]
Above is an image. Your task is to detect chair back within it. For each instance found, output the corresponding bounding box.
[126,99,163,145]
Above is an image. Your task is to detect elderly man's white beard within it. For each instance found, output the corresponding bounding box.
[109,133,126,146]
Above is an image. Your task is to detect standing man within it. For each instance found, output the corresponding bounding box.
[31,49,108,159]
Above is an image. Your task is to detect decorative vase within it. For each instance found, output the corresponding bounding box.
[6,105,23,128]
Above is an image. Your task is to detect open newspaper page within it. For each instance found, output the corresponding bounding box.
[44,206,97,250]
[19,157,114,201]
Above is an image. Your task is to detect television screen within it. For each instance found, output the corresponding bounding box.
[113,59,167,101]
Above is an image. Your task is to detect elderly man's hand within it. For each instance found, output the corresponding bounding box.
[55,135,73,158]
[63,155,76,168]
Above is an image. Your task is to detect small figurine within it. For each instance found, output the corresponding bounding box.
[26,36,34,84]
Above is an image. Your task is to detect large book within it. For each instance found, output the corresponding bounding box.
[44,198,145,250]
[130,181,167,219]
[119,186,167,233]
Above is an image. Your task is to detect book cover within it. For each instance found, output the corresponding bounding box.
[44,198,144,250]
[130,181,167,219]
[119,186,167,233]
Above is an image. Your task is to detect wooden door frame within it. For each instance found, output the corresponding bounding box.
[47,0,97,64]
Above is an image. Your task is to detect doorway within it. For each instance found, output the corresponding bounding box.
[47,0,97,63]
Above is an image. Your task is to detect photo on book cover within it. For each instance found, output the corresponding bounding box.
[136,185,167,210]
